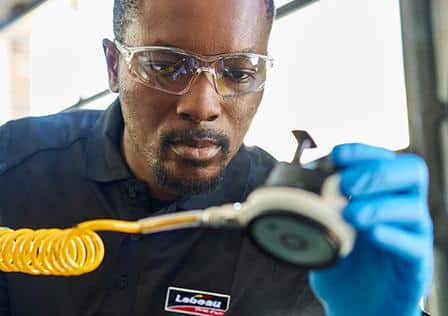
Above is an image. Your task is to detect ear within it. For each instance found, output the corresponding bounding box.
[103,39,120,93]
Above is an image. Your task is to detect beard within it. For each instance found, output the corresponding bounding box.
[153,159,226,196]
[138,128,231,197]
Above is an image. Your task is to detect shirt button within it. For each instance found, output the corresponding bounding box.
[115,276,128,290]
[131,235,141,241]
[127,186,137,199]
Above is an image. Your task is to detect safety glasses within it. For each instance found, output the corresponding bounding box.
[114,40,274,97]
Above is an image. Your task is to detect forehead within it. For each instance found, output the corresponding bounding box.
[126,0,270,55]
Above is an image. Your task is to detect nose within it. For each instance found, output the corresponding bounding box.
[176,73,222,124]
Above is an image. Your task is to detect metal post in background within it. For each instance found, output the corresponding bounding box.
[276,0,319,19]
[0,0,48,31]
[62,89,111,112]
[399,1,448,315]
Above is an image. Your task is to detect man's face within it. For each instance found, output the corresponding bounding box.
[104,0,271,199]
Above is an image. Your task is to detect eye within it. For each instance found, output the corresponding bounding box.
[223,68,256,83]
[148,62,178,74]
[143,61,189,80]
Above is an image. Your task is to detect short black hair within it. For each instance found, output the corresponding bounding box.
[113,0,275,42]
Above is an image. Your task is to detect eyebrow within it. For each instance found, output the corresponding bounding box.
[145,40,262,55]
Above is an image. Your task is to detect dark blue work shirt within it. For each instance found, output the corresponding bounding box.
[0,99,323,316]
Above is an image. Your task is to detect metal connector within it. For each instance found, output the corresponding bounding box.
[200,203,245,229]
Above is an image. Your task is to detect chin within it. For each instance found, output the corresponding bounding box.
[154,160,226,196]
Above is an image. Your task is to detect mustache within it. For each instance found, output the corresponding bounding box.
[160,128,230,155]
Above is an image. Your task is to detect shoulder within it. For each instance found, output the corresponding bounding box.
[245,145,278,189]
[0,110,102,175]
[245,145,277,166]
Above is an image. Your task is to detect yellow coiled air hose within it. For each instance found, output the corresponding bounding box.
[0,211,204,276]
[0,185,351,276]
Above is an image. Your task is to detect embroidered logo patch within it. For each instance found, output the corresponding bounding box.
[165,287,231,316]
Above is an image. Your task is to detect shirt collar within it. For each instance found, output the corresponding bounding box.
[85,98,133,182]
[85,98,252,206]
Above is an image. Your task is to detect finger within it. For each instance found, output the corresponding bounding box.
[331,143,395,168]
[339,154,428,198]
[369,225,433,261]
[343,195,432,233]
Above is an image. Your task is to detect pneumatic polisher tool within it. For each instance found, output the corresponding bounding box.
[200,130,355,268]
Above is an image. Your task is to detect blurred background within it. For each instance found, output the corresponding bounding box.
[0,0,408,162]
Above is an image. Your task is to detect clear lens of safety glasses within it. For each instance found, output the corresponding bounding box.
[214,55,269,97]
[114,40,273,97]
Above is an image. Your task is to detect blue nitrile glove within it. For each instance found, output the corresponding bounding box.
[309,143,433,316]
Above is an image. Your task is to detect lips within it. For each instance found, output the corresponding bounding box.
[169,139,222,161]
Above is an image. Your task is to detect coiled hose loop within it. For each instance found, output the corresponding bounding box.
[0,228,104,276]
[0,211,203,276]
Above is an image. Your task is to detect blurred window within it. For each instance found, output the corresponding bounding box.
[0,0,408,161]
[246,0,409,161]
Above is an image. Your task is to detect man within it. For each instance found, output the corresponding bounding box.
[0,0,433,315]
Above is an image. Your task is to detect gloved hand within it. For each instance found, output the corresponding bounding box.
[309,143,433,316]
